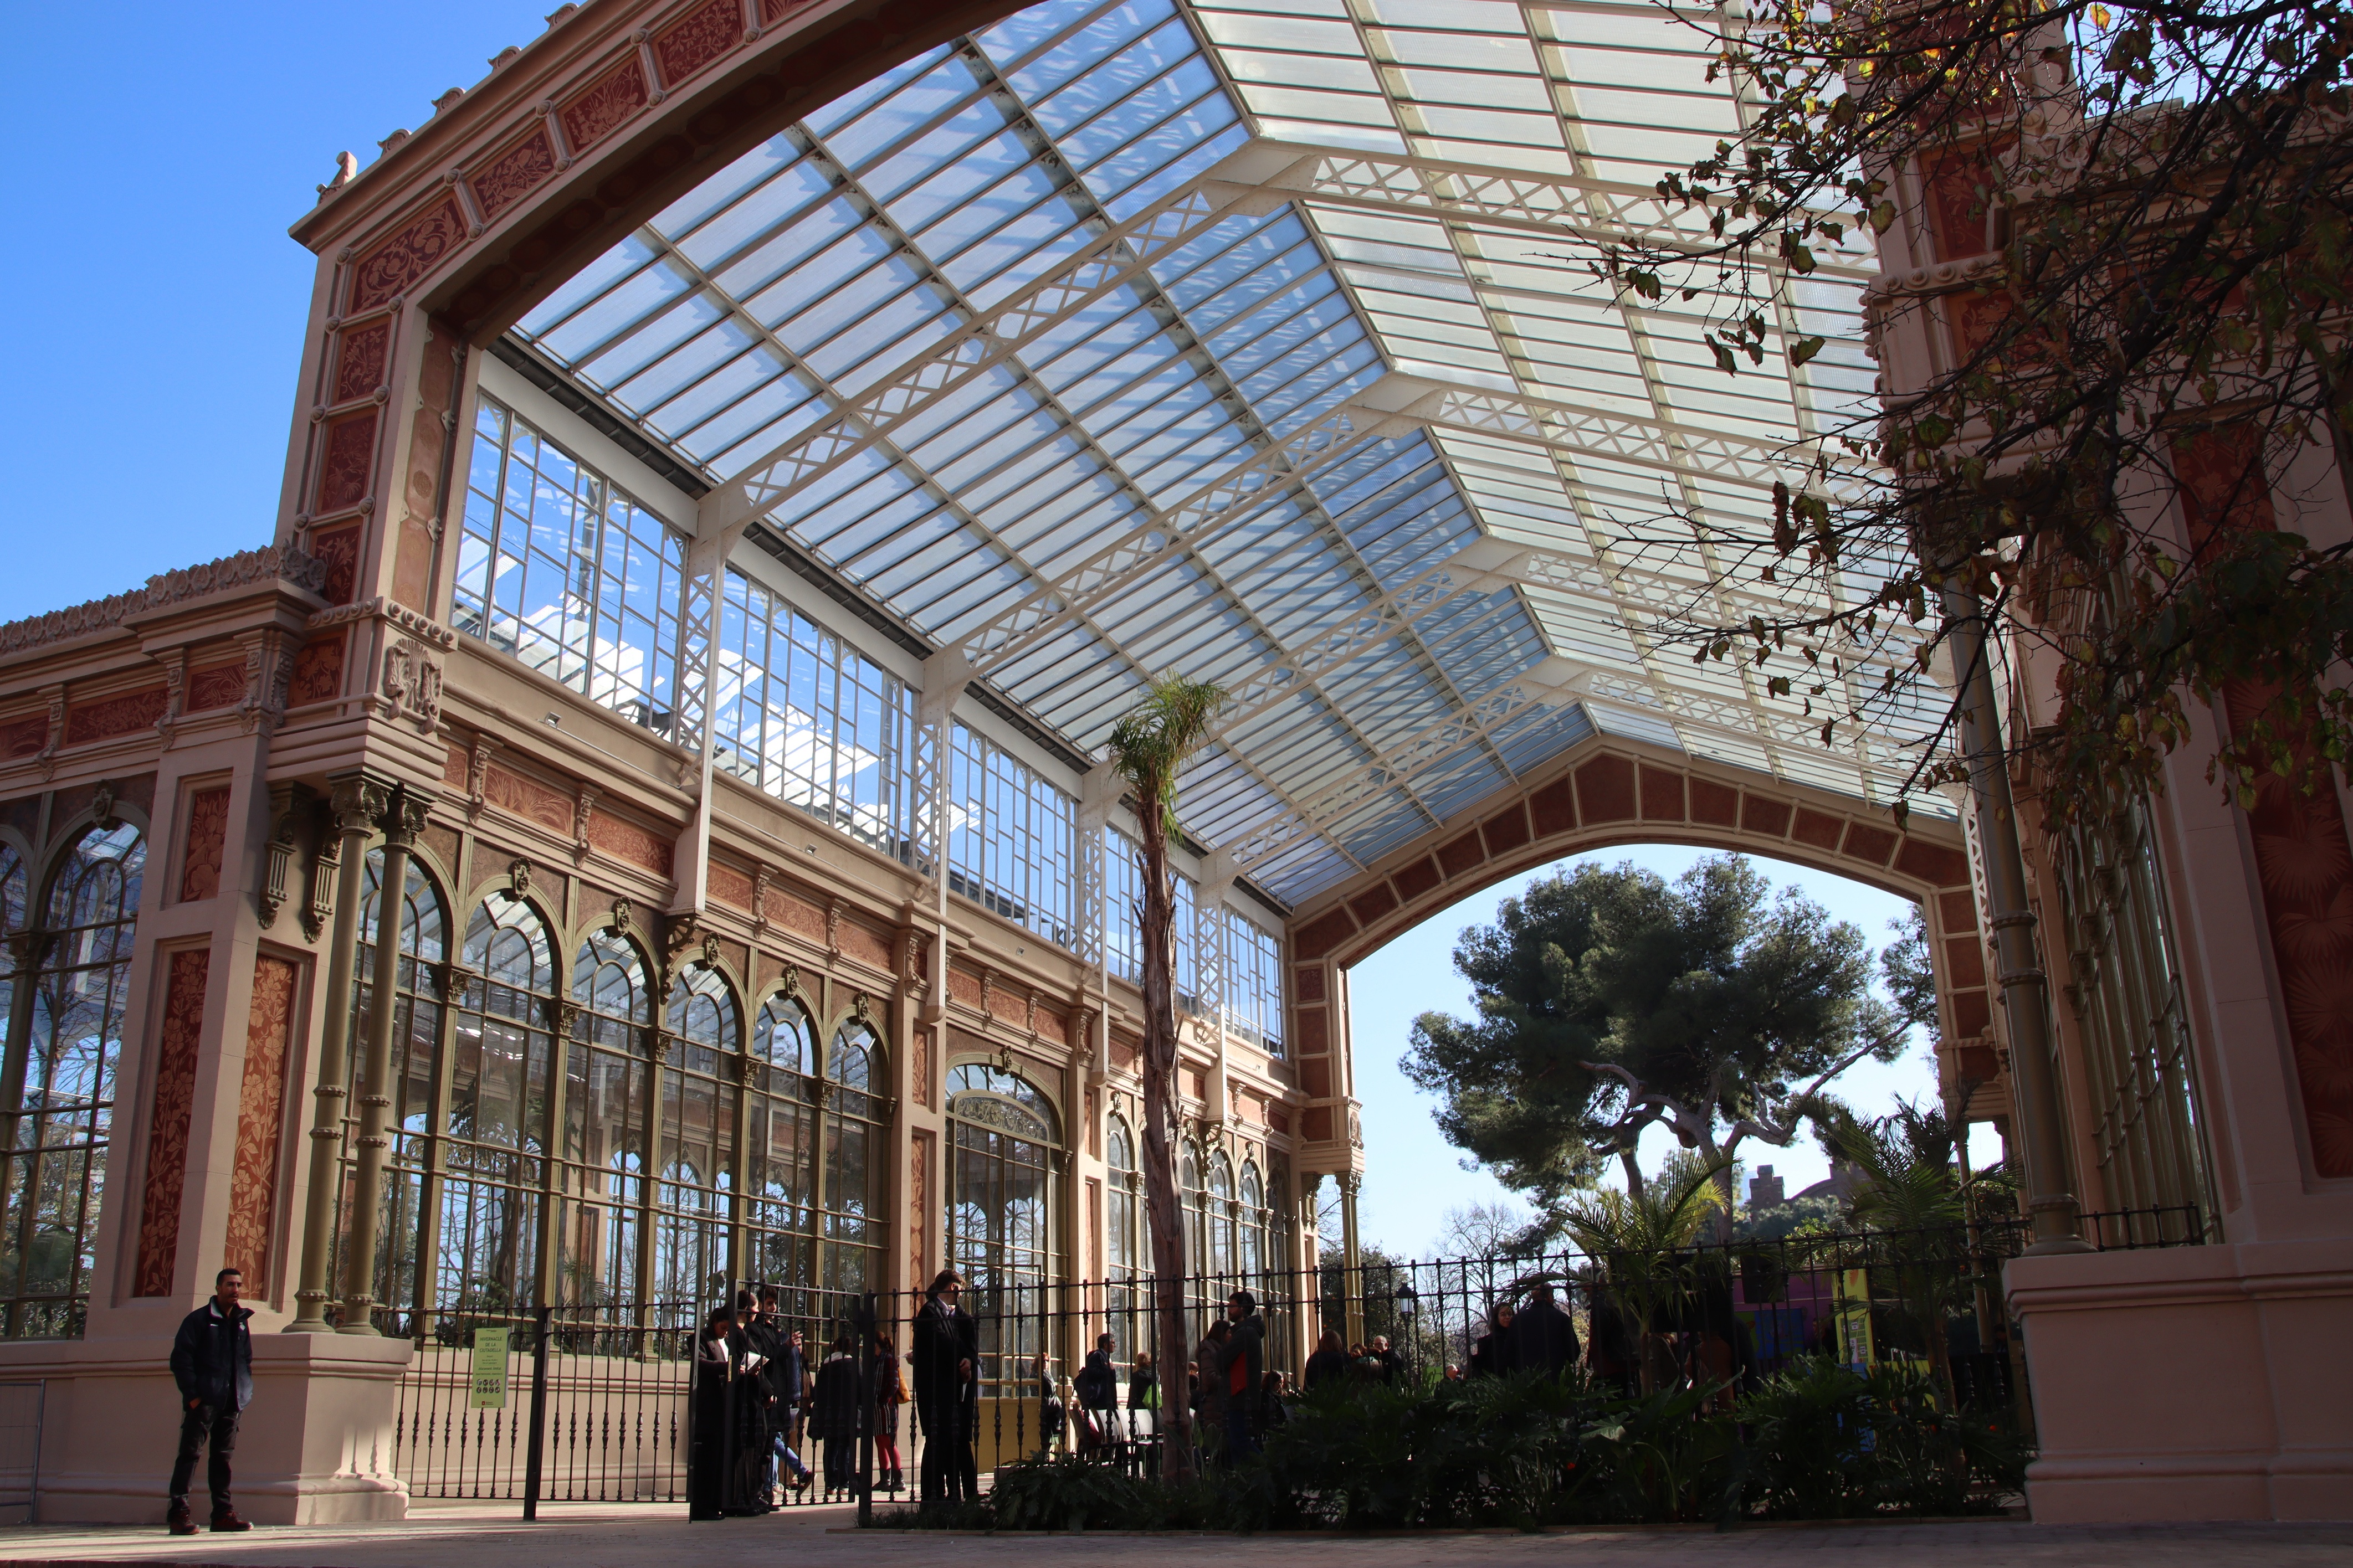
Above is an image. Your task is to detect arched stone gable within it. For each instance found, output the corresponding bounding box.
[1279,734,2003,1169]
[294,0,1039,342]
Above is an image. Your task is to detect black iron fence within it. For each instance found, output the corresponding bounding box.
[389,1205,2205,1515]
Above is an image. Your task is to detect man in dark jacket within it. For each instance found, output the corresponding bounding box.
[910,1271,978,1505]
[167,1268,254,1535]
[1074,1333,1119,1452]
[1511,1279,1580,1377]
[1220,1292,1265,1460]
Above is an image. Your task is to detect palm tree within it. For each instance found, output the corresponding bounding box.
[1823,1101,1988,1395]
[1562,1162,1723,1392]
[1103,672,1225,1482]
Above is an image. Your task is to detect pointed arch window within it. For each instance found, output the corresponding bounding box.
[653,964,737,1312]
[0,823,142,1338]
[744,991,818,1289]
[560,929,653,1312]
[337,851,448,1333]
[438,892,553,1324]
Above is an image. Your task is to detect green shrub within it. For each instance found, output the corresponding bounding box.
[867,1360,2029,1531]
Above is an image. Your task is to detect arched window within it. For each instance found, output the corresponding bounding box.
[1208,1151,1236,1278]
[440,893,553,1323]
[653,964,737,1314]
[744,993,817,1289]
[339,851,448,1333]
[559,928,651,1312]
[1106,1114,1141,1365]
[947,1061,1058,1395]
[1180,1139,1203,1277]
[1239,1161,1266,1288]
[821,1017,884,1293]
[0,823,142,1337]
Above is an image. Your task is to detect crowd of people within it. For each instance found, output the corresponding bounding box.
[688,1272,1671,1520]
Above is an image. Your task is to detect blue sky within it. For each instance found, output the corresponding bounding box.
[7,7,1978,1254]
[0,3,554,623]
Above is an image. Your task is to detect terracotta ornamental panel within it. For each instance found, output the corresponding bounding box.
[708,861,755,909]
[485,763,574,834]
[63,685,168,747]
[310,524,360,606]
[225,953,299,1291]
[585,805,674,876]
[315,411,378,515]
[136,948,211,1297]
[178,787,232,903]
[469,130,558,222]
[186,660,247,713]
[561,58,650,152]
[334,322,391,403]
[288,635,347,707]
[349,199,465,313]
[655,0,746,84]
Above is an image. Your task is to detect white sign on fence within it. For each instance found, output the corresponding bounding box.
[469,1328,510,1410]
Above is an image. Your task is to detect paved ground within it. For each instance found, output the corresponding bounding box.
[0,1500,2342,1568]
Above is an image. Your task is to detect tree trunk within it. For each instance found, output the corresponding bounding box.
[1132,803,1195,1482]
[1618,1144,1645,1200]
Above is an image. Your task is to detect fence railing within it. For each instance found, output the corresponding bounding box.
[388,1205,2205,1515]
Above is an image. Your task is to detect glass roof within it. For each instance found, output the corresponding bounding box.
[514,0,1939,908]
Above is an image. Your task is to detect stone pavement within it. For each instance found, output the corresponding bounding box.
[0,1500,2343,1568]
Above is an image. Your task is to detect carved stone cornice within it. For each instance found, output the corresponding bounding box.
[1860,251,2007,312]
[305,595,458,649]
[0,545,326,657]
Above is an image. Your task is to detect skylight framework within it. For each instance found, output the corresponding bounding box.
[509,0,1939,912]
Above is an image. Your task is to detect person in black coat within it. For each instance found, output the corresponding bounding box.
[1074,1333,1119,1453]
[1302,1328,1349,1391]
[911,1271,979,1505]
[1512,1280,1580,1378]
[1469,1302,1519,1378]
[167,1268,254,1535]
[811,1332,862,1497]
[689,1306,737,1521]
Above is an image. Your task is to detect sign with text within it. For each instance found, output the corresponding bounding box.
[469,1327,510,1410]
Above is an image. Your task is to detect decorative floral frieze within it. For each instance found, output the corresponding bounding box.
[0,546,327,656]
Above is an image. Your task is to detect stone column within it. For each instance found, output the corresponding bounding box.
[1944,584,2089,1256]
[1337,1170,1363,1346]
[289,774,391,1333]
[340,785,433,1333]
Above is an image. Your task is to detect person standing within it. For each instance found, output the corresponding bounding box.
[1074,1333,1118,1456]
[1221,1292,1265,1462]
[1469,1302,1519,1378]
[1370,1334,1406,1385]
[811,1331,862,1499]
[1126,1348,1161,1476]
[873,1328,906,1492]
[1303,1329,1347,1391]
[771,1320,813,1493]
[1511,1280,1580,1378]
[166,1268,254,1535]
[688,1305,736,1522]
[911,1271,978,1505]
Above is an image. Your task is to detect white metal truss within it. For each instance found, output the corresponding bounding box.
[1226,671,1579,875]
[1222,141,1873,278]
[707,179,1265,534]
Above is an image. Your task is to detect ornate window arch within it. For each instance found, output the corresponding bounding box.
[1105,1112,1142,1365]
[337,850,449,1334]
[1239,1160,1266,1288]
[1180,1138,1204,1278]
[653,963,737,1313]
[0,821,143,1337]
[820,1012,884,1292]
[558,926,652,1311]
[744,988,818,1289]
[1208,1150,1236,1277]
[947,1061,1059,1395]
[438,891,555,1324]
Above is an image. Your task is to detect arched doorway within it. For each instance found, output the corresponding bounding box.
[946,1060,1060,1420]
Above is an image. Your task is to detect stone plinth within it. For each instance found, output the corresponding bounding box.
[2008,1240,2353,1523]
[0,1329,411,1525]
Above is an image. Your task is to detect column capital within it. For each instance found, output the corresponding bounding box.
[381,785,435,847]
[326,770,398,837]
